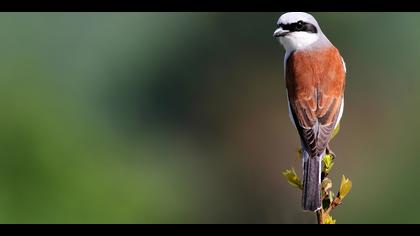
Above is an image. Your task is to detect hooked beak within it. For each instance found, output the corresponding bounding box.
[273,27,289,38]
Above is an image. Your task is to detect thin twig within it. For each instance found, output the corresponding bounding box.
[325,198,342,215]
[316,210,323,224]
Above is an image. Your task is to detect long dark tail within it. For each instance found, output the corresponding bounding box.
[302,152,322,211]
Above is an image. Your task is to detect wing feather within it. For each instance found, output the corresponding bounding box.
[286,47,345,158]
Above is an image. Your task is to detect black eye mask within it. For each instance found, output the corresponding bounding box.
[278,21,318,34]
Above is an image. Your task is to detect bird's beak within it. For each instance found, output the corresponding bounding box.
[273,27,289,38]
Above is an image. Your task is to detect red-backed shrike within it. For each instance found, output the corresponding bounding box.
[273,12,346,211]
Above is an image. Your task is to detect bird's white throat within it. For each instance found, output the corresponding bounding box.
[279,31,320,53]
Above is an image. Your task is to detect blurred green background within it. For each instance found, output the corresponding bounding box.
[0,12,417,223]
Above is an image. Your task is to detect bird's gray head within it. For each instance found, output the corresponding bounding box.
[273,12,327,52]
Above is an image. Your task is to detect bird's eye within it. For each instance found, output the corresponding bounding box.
[295,21,304,30]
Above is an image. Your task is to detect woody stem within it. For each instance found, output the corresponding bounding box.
[316,210,323,224]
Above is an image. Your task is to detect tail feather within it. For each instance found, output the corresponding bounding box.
[302,151,322,211]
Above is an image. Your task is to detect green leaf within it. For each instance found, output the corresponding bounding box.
[338,175,352,200]
[322,198,330,210]
[322,177,332,197]
[331,123,340,140]
[322,154,334,174]
[297,147,302,160]
[323,214,336,224]
[282,168,303,190]
[329,191,334,204]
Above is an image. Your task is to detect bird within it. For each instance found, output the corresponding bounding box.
[273,12,346,211]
